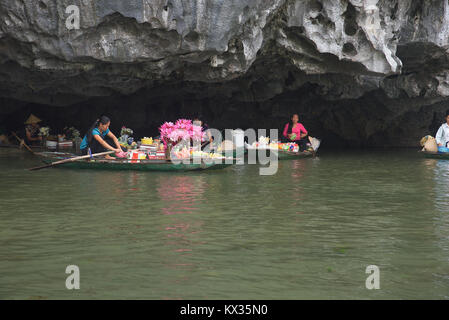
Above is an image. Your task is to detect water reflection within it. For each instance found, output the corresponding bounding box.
[156,175,208,293]
[287,160,306,208]
[157,175,206,215]
[82,171,146,202]
[431,160,449,213]
[289,160,306,180]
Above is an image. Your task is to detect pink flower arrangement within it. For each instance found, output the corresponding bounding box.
[175,119,192,130]
[168,128,191,142]
[191,124,203,141]
[159,119,205,145]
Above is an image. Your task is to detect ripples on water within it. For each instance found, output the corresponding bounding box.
[0,149,448,299]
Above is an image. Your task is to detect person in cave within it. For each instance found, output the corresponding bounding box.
[0,124,9,145]
[193,114,213,146]
[79,115,124,159]
[24,114,43,146]
[435,110,449,148]
[282,114,308,151]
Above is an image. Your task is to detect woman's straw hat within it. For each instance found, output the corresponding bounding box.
[24,114,42,124]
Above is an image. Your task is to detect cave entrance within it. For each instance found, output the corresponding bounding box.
[0,81,440,149]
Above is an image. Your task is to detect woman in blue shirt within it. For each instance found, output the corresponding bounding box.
[80,116,123,158]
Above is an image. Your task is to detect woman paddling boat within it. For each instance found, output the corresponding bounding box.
[80,116,124,159]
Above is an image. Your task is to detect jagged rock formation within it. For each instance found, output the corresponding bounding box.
[1,0,449,146]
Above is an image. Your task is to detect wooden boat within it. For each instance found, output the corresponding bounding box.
[35,152,234,172]
[245,144,316,160]
[275,149,315,160]
[421,151,449,160]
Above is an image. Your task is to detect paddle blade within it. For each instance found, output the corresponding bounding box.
[28,164,52,171]
[28,164,53,171]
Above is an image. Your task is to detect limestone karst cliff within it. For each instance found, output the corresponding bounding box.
[1,0,449,146]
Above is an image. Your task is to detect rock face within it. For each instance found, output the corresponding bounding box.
[1,0,449,146]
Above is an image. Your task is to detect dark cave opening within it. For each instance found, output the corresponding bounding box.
[1,81,445,149]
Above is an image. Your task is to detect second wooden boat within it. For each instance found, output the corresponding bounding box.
[245,145,316,160]
[421,151,449,160]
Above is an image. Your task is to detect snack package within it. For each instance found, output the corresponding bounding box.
[138,153,147,160]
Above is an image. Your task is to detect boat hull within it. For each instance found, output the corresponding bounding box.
[422,151,449,160]
[37,152,233,172]
[276,150,315,160]
[245,147,315,160]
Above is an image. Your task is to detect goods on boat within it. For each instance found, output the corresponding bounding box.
[308,136,321,152]
[119,126,134,146]
[115,151,127,158]
[420,136,449,157]
[420,135,438,152]
[141,137,153,145]
[128,150,148,160]
[116,142,228,162]
[127,149,165,160]
[58,141,73,148]
[249,136,320,154]
[279,142,300,152]
[159,119,205,147]
[250,140,300,152]
[120,141,138,149]
[45,140,73,149]
[216,140,235,152]
[39,127,50,137]
[191,150,227,159]
[258,136,270,145]
[45,140,58,149]
[173,146,191,159]
[246,136,320,160]
[214,140,247,158]
[139,145,157,152]
[120,126,133,136]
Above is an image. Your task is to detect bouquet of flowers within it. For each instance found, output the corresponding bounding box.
[191,123,204,142]
[121,126,133,136]
[159,119,205,146]
[39,127,50,137]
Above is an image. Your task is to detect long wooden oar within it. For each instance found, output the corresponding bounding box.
[29,150,115,171]
[11,132,35,154]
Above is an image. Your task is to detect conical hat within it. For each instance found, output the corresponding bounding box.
[24,114,42,124]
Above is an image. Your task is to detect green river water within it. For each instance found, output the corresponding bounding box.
[0,148,448,299]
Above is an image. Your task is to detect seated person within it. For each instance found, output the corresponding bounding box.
[24,114,43,146]
[436,110,449,148]
[282,114,308,151]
